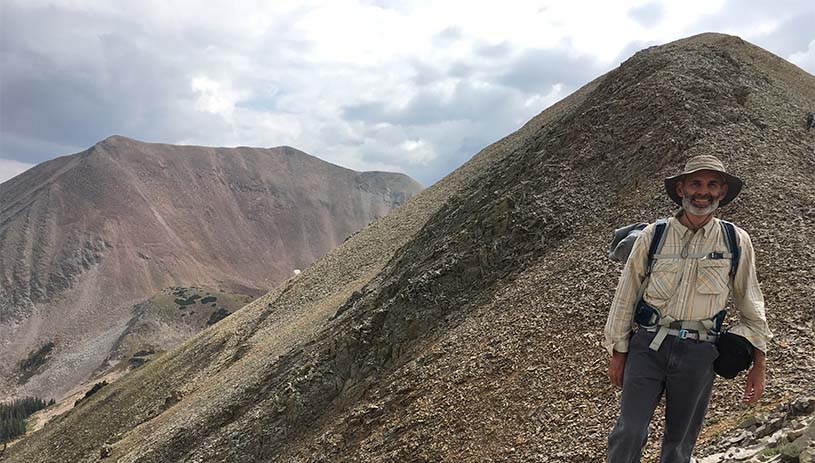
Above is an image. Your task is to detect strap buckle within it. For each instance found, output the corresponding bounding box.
[678,329,690,339]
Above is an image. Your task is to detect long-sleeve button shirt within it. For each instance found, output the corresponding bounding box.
[604,215,772,355]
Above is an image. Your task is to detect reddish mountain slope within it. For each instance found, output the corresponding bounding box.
[0,136,422,400]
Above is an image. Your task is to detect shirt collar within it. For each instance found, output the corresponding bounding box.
[672,210,719,237]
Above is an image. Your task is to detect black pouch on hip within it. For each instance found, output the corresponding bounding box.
[714,332,755,379]
[634,300,661,328]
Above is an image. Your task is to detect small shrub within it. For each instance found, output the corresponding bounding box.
[129,357,148,368]
[17,342,56,384]
[207,308,231,326]
[74,381,108,407]
[19,342,55,372]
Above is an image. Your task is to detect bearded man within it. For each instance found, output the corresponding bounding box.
[604,155,772,462]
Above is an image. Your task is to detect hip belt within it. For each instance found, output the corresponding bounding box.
[643,323,719,344]
[635,300,723,351]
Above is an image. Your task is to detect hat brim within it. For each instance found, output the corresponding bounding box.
[664,168,743,207]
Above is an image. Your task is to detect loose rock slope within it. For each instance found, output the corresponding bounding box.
[5,33,814,462]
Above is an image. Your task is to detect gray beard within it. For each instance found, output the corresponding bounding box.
[682,196,720,216]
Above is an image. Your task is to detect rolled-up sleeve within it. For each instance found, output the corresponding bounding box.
[727,229,773,353]
[604,225,651,355]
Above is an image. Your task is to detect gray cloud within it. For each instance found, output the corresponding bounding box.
[473,40,513,59]
[688,0,815,71]
[2,0,812,189]
[341,52,581,185]
[759,13,815,57]
[0,0,603,188]
[347,117,518,186]
[344,77,544,127]
[409,59,446,86]
[0,1,310,163]
[612,39,662,66]
[692,0,808,31]
[433,26,463,47]
[498,48,600,93]
[628,3,665,28]
[0,158,35,184]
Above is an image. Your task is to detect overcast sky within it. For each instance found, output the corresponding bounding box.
[1,0,813,186]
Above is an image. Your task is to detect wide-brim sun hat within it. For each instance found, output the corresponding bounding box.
[664,155,743,207]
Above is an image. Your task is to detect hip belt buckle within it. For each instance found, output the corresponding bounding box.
[678,329,690,339]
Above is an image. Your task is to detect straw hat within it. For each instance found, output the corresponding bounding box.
[664,155,743,207]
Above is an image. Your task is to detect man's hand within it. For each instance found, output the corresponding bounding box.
[742,350,766,404]
[608,350,628,388]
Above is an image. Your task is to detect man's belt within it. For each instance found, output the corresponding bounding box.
[643,324,719,343]
[635,300,722,350]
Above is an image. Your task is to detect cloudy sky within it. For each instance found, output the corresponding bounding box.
[1,0,813,186]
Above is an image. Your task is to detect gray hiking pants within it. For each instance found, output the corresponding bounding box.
[607,329,718,463]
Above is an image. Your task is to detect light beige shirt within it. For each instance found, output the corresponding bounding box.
[604,214,772,355]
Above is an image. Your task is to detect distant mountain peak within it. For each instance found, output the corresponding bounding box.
[0,138,422,401]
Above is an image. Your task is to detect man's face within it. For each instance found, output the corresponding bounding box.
[677,170,728,216]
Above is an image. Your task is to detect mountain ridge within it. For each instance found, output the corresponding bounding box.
[5,32,815,462]
[0,136,423,402]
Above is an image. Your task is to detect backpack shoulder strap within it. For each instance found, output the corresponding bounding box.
[719,220,740,282]
[645,218,669,277]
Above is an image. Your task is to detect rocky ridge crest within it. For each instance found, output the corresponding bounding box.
[4,33,815,462]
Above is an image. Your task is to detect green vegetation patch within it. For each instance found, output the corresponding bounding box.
[1,397,54,444]
[200,296,217,304]
[74,381,108,407]
[175,293,202,308]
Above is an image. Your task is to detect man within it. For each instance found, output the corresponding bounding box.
[604,155,772,462]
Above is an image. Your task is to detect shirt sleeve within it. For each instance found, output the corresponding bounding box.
[604,224,651,355]
[727,228,773,353]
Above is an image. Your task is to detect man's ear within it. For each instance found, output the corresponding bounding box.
[719,183,729,200]
[676,180,685,198]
